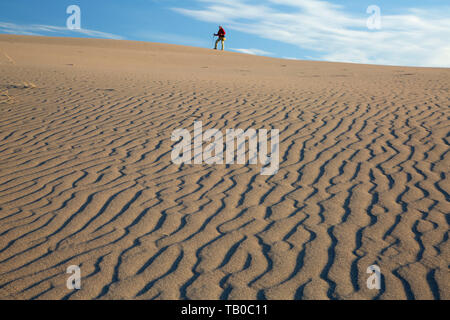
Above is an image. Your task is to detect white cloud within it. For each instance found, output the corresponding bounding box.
[0,22,124,40]
[173,0,450,67]
[231,48,272,55]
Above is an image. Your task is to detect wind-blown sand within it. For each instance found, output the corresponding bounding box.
[0,35,448,300]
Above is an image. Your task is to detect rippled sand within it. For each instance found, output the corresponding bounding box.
[0,35,448,300]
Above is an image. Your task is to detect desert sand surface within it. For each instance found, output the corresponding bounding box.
[0,34,448,300]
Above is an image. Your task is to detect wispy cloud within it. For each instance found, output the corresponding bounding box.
[0,22,124,40]
[231,48,272,56]
[173,0,450,67]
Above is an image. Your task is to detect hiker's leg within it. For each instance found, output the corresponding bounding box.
[214,38,220,49]
[221,39,225,51]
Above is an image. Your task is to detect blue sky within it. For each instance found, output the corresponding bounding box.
[0,0,449,67]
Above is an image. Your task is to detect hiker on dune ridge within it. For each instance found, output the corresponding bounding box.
[214,26,226,51]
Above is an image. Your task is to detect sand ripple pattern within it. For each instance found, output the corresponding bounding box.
[0,37,449,300]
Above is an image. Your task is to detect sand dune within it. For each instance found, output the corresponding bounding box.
[0,35,448,300]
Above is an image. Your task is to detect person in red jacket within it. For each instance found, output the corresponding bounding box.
[214,26,226,50]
